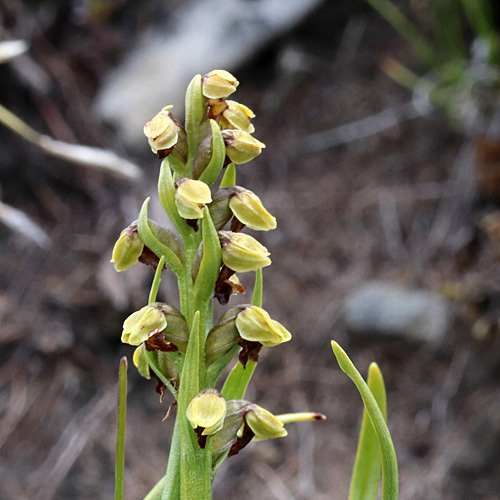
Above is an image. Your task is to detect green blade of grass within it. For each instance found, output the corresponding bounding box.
[366,0,436,67]
[115,357,127,500]
[331,341,398,500]
[349,362,387,500]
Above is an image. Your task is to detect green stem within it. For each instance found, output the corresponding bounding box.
[115,357,127,500]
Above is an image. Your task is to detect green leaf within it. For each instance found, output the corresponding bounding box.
[199,120,226,187]
[219,163,236,188]
[220,360,257,401]
[115,357,127,500]
[193,209,221,311]
[158,158,191,242]
[185,74,209,166]
[138,198,184,276]
[148,255,165,304]
[349,363,387,500]
[331,341,398,500]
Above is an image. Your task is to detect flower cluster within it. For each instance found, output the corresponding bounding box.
[111,70,321,498]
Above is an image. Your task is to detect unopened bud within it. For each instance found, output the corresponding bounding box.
[133,344,151,379]
[229,189,277,231]
[205,306,245,366]
[208,187,234,229]
[186,388,227,436]
[219,101,255,133]
[143,106,179,155]
[111,221,144,272]
[175,178,212,219]
[236,305,292,347]
[121,304,167,346]
[245,404,287,440]
[219,231,271,272]
[202,70,239,99]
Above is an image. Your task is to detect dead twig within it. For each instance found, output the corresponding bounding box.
[0,103,142,181]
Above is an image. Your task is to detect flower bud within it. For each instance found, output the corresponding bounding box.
[111,221,144,272]
[229,189,277,231]
[175,178,212,219]
[192,135,212,180]
[202,70,239,99]
[219,101,255,133]
[143,106,179,155]
[186,388,227,436]
[121,304,167,346]
[208,187,234,229]
[221,130,265,165]
[236,305,292,347]
[219,231,271,272]
[133,344,151,379]
[245,404,287,440]
[205,307,245,366]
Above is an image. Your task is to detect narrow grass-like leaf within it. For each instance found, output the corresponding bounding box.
[349,363,387,500]
[199,120,225,186]
[158,159,191,242]
[331,341,398,500]
[193,209,221,310]
[185,74,208,165]
[148,255,165,304]
[219,163,236,188]
[366,0,436,67]
[221,360,257,401]
[138,198,184,275]
[115,357,127,500]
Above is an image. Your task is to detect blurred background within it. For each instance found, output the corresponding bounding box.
[1,0,500,499]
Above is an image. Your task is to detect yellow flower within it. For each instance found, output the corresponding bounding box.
[236,305,292,347]
[143,106,178,154]
[202,70,239,99]
[186,389,227,436]
[175,178,212,219]
[245,405,287,440]
[110,222,144,271]
[221,129,265,165]
[121,304,167,346]
[229,189,276,231]
[219,231,271,272]
[219,101,255,133]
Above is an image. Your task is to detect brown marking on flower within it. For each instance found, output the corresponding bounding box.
[237,339,262,367]
[230,216,245,233]
[195,427,208,449]
[228,422,255,457]
[145,332,179,353]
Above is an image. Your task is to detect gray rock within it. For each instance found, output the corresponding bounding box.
[94,0,323,147]
[344,281,449,343]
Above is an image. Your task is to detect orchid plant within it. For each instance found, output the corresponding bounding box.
[111,70,399,500]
